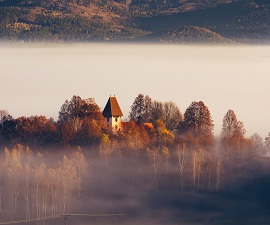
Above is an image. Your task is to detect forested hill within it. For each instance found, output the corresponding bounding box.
[136,0,270,43]
[0,0,150,41]
[0,0,269,43]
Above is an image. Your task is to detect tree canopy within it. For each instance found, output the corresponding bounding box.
[179,101,214,147]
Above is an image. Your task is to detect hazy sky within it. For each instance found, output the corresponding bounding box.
[0,43,269,138]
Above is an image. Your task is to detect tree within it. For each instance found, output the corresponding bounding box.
[0,110,13,142]
[99,134,112,178]
[58,96,106,146]
[130,95,182,131]
[77,118,103,144]
[221,109,245,138]
[10,116,57,147]
[58,96,83,124]
[151,100,183,131]
[0,110,11,123]
[179,101,214,147]
[265,132,270,156]
[150,100,164,123]
[161,146,170,188]
[147,147,161,190]
[215,156,223,192]
[176,143,188,190]
[220,110,247,160]
[155,119,174,149]
[121,121,150,150]
[1,118,17,144]
[58,96,105,128]
[28,116,57,145]
[251,133,265,156]
[191,148,205,197]
[163,101,183,131]
[129,94,152,124]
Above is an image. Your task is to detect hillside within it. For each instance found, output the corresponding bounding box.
[159,26,235,44]
[136,0,270,43]
[0,0,150,41]
[0,0,269,42]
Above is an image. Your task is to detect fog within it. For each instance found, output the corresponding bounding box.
[0,43,270,138]
[1,146,270,225]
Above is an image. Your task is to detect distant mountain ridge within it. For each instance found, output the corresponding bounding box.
[0,0,269,43]
[136,0,270,43]
[159,26,235,44]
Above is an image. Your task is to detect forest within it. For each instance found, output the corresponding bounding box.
[0,93,270,225]
[0,0,269,42]
[0,93,269,155]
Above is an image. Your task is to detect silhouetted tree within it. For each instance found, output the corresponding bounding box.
[58,96,83,124]
[129,94,152,124]
[264,132,270,156]
[150,100,164,123]
[1,118,17,144]
[179,101,214,147]
[151,101,182,131]
[163,101,183,131]
[0,110,10,124]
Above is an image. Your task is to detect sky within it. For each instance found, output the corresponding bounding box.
[0,43,269,138]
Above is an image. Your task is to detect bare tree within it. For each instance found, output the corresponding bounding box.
[147,147,161,190]
[163,101,183,131]
[150,101,164,123]
[161,146,170,188]
[99,134,112,178]
[265,132,270,156]
[220,109,246,160]
[71,149,88,202]
[129,94,152,124]
[251,133,265,156]
[215,156,223,192]
[176,143,188,190]
[191,148,205,197]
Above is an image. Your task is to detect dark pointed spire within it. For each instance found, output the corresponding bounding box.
[102,96,123,117]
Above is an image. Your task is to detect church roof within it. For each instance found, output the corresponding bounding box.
[102,96,123,117]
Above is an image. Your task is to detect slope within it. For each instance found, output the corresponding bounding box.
[0,0,150,41]
[136,0,270,43]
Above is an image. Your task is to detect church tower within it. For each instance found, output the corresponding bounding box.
[102,96,123,131]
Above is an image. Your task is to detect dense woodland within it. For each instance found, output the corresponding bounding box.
[0,0,269,42]
[1,94,270,224]
[0,94,269,156]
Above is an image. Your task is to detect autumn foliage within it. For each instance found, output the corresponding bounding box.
[0,94,269,224]
[0,94,267,162]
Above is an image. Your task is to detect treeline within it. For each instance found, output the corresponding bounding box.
[0,13,148,41]
[1,93,270,223]
[129,0,241,16]
[0,0,149,42]
[0,144,87,221]
[0,93,269,160]
[0,0,269,42]
[159,26,234,44]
